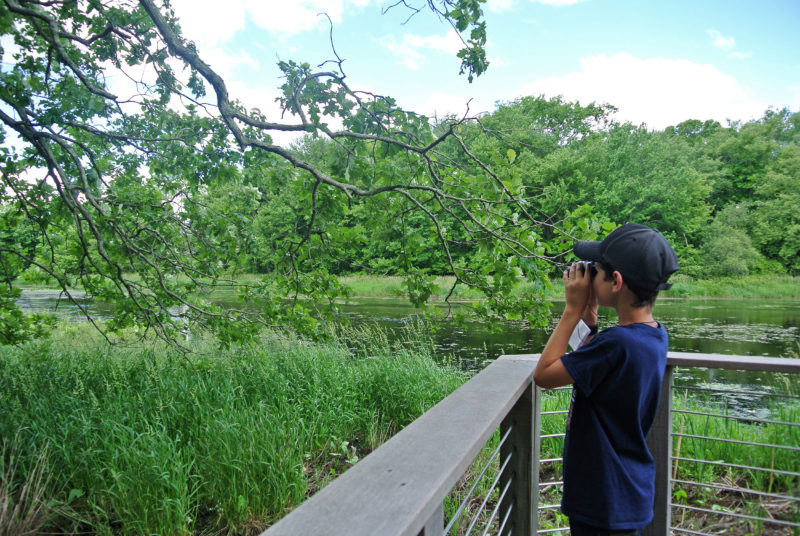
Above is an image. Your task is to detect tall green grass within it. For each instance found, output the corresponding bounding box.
[0,326,465,535]
[2,322,796,535]
[663,274,800,298]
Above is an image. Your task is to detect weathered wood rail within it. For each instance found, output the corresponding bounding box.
[261,353,800,536]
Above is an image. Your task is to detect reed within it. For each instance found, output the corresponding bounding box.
[0,326,465,535]
[1,323,796,535]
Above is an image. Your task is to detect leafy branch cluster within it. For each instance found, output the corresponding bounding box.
[1,0,596,346]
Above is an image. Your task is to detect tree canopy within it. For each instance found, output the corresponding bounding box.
[1,0,608,346]
[2,1,798,348]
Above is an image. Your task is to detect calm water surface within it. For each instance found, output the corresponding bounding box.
[17,290,800,390]
[340,297,800,394]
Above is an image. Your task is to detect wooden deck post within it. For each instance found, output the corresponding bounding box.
[499,371,540,536]
[419,504,443,536]
[644,365,673,536]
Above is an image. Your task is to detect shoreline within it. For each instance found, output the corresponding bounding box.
[14,273,800,302]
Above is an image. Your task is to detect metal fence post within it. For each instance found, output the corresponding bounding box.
[644,365,673,536]
[499,380,540,536]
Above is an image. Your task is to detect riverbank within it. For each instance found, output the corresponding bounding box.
[337,274,800,300]
[16,274,800,301]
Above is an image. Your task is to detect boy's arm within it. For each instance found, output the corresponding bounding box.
[534,309,580,388]
[533,263,595,388]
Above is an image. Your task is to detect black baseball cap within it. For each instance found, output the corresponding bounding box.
[573,223,679,291]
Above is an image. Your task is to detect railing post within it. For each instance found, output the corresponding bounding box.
[644,365,673,536]
[419,504,443,536]
[499,380,540,536]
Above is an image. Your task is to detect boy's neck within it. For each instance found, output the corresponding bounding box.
[616,305,656,326]
[612,287,655,326]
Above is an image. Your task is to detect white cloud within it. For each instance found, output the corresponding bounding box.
[487,0,515,12]
[201,48,261,80]
[170,0,375,48]
[487,55,512,68]
[728,51,753,60]
[379,31,463,70]
[707,29,735,51]
[516,53,768,129]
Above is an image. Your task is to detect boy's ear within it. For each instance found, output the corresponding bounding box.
[612,270,625,293]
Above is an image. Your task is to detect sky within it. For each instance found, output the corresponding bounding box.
[164,0,800,141]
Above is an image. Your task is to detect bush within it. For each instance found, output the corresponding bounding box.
[701,225,762,277]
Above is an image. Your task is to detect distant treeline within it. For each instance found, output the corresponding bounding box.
[12,98,799,288]
[242,98,799,279]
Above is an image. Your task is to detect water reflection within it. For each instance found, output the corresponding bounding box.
[16,291,800,390]
[339,298,800,391]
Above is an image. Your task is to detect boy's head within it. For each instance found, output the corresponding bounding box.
[573,223,679,307]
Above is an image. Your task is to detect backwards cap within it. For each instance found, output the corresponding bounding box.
[573,223,679,291]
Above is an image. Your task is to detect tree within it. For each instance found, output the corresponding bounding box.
[700,204,763,277]
[0,0,600,346]
[530,124,711,245]
[749,143,800,272]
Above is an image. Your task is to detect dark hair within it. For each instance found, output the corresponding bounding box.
[597,261,659,308]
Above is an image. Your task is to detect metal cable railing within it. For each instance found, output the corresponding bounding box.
[670,378,799,535]
[672,408,800,428]
[672,456,800,478]
[673,385,800,400]
[530,357,799,535]
[671,503,800,529]
[672,478,799,503]
[671,432,800,451]
[534,390,569,534]
[443,427,514,535]
[260,353,798,536]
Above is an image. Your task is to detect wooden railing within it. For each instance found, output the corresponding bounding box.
[261,353,800,536]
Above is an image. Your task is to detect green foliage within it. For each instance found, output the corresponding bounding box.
[0,327,465,534]
[749,144,800,272]
[700,205,764,277]
[1,0,797,347]
[534,124,712,241]
[662,275,800,299]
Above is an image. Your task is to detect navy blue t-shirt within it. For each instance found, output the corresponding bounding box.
[560,323,667,530]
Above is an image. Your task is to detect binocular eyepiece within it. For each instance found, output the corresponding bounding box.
[578,261,598,279]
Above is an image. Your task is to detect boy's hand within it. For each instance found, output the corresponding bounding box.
[563,262,592,315]
[583,277,598,326]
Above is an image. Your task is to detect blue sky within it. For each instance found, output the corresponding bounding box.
[157,0,798,136]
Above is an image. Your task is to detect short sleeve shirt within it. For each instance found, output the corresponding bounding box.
[560,323,668,530]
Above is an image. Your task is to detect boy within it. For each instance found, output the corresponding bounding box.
[533,223,679,536]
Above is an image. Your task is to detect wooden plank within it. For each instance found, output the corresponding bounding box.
[644,366,673,536]
[667,352,800,373]
[262,355,539,536]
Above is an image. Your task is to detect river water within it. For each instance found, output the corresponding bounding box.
[16,290,800,390]
[339,297,800,394]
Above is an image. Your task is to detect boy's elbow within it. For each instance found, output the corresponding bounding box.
[533,360,573,389]
[533,369,544,386]
[533,369,554,389]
